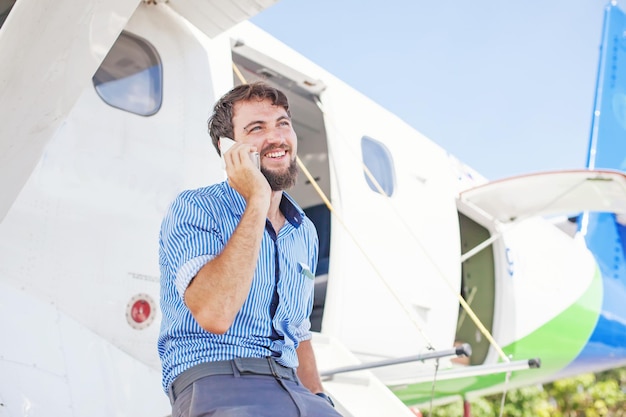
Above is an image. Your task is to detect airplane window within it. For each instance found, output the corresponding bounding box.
[361,136,396,196]
[92,30,163,116]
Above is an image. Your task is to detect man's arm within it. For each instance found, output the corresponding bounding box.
[185,144,270,334]
[296,339,325,394]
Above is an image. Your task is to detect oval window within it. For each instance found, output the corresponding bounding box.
[92,31,163,116]
[361,136,396,196]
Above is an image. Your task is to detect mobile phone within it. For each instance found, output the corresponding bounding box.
[219,137,260,169]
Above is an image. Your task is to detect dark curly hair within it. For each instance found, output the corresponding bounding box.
[208,82,291,155]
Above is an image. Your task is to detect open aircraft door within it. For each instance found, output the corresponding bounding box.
[314,79,463,379]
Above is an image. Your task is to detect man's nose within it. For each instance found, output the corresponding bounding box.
[265,127,286,144]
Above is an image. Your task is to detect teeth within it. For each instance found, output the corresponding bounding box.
[266,150,286,158]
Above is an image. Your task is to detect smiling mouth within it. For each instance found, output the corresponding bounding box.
[263,148,288,159]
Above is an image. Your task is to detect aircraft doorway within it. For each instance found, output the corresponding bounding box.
[231,47,332,332]
[455,212,496,365]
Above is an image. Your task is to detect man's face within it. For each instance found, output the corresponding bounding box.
[232,98,298,191]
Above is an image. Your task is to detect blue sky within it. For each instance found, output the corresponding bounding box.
[251,0,609,180]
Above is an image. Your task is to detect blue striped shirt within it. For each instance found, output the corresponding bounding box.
[157,181,318,392]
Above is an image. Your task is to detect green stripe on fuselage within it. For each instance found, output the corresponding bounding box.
[392,266,603,406]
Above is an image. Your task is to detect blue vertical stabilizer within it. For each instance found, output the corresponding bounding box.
[571,2,626,374]
[587,3,626,170]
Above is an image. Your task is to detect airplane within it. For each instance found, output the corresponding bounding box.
[1,1,626,416]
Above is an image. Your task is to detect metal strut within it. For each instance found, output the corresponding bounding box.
[320,343,472,378]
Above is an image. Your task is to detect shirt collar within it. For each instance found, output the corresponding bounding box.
[221,181,304,228]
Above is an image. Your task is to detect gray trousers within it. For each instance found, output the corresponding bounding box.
[171,373,343,417]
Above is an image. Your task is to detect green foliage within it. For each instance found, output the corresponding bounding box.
[427,368,626,417]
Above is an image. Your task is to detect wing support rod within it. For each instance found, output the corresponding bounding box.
[319,343,472,378]
[460,231,502,263]
[457,195,514,264]
[431,357,541,381]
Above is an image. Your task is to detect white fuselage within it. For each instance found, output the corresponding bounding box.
[0,2,602,416]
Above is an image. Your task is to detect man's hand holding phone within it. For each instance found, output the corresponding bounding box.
[220,137,260,170]
[219,137,269,206]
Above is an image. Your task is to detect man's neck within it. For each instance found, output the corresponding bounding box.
[267,190,285,233]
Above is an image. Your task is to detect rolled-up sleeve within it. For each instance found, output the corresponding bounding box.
[160,190,224,300]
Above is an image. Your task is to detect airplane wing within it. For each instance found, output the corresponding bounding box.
[0,0,141,223]
[0,0,280,223]
[167,0,280,38]
[458,169,626,223]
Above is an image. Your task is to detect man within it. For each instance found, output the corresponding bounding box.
[158,82,340,417]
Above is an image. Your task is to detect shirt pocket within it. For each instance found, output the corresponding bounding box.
[291,261,315,305]
[297,262,315,281]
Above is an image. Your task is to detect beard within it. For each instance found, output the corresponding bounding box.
[261,158,298,191]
